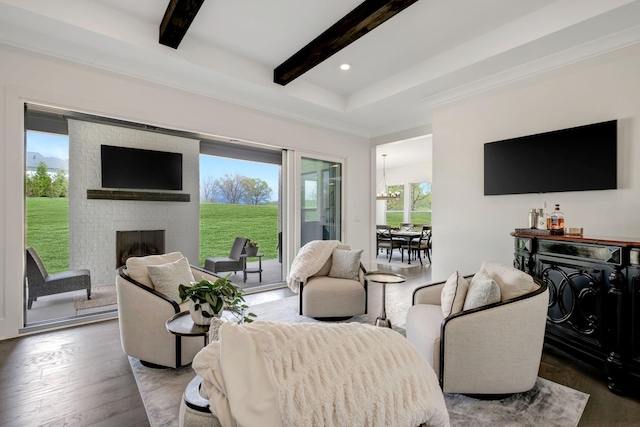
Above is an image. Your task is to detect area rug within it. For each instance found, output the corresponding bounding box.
[130,295,588,427]
[74,283,117,311]
[130,359,588,427]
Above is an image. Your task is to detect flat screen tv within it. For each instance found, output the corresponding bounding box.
[484,120,617,195]
[101,145,183,191]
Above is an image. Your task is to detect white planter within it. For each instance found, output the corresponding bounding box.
[188,300,221,326]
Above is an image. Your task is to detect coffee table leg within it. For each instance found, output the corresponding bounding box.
[376,282,392,328]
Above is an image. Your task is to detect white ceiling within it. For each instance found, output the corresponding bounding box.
[1,0,640,139]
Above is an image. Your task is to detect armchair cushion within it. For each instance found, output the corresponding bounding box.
[463,269,501,310]
[147,257,195,301]
[126,251,184,288]
[440,271,469,317]
[481,261,534,301]
[328,248,363,280]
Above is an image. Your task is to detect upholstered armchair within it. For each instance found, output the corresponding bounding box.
[26,246,92,309]
[116,252,221,368]
[406,261,548,396]
[297,243,368,320]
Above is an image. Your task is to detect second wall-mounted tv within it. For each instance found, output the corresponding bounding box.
[101,145,183,191]
[484,120,617,196]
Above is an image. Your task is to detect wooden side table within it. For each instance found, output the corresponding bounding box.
[166,311,209,367]
[240,253,263,283]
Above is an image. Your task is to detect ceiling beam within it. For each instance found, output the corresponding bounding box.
[159,0,205,49]
[274,0,419,86]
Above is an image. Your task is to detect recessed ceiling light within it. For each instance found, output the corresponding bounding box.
[340,63,351,71]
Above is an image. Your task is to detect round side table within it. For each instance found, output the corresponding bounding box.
[363,271,407,328]
[166,311,210,366]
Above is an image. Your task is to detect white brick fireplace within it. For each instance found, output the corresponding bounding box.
[68,120,200,286]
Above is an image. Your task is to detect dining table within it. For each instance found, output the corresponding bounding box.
[389,230,423,264]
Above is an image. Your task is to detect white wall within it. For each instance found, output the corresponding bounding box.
[0,45,371,339]
[432,43,640,282]
[68,120,200,285]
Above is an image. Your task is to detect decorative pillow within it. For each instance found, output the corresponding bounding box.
[441,271,469,317]
[463,269,501,310]
[481,261,534,301]
[125,251,184,288]
[328,248,363,280]
[147,257,195,301]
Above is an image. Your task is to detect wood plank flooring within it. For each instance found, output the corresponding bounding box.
[1,260,638,426]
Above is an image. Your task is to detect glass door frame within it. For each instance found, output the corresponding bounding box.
[282,150,344,279]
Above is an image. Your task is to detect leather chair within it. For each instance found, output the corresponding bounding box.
[204,237,247,274]
[406,262,548,396]
[116,252,222,368]
[25,247,92,309]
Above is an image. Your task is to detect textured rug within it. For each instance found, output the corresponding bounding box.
[130,359,588,427]
[130,295,588,427]
[74,283,117,311]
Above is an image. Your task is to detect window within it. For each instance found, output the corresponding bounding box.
[385,184,404,228]
[410,182,431,225]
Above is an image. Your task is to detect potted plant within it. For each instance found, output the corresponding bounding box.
[244,239,259,257]
[178,275,257,325]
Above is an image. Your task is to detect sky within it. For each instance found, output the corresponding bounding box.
[26,131,280,201]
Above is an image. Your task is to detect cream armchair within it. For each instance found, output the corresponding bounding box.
[116,252,221,369]
[298,244,368,320]
[406,262,548,397]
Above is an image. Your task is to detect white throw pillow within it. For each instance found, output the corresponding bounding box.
[328,248,363,280]
[125,251,184,288]
[481,261,534,301]
[441,271,469,317]
[463,269,501,310]
[147,257,195,301]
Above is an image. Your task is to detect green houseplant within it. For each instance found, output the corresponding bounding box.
[178,275,256,325]
[244,239,259,257]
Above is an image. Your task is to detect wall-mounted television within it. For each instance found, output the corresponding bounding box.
[101,145,183,191]
[484,120,617,195]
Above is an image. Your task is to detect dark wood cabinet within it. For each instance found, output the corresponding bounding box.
[513,233,640,394]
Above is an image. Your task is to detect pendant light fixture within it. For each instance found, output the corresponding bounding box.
[376,154,400,200]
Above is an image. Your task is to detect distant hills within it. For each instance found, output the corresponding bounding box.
[26,152,68,171]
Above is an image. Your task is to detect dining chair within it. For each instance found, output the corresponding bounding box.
[403,226,431,264]
[376,225,402,262]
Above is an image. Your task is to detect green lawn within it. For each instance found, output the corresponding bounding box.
[26,198,69,273]
[199,203,278,266]
[26,198,279,273]
[385,211,431,229]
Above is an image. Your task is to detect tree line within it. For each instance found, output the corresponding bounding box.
[26,161,68,198]
[201,173,273,205]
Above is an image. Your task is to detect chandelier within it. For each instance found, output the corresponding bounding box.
[376,154,400,200]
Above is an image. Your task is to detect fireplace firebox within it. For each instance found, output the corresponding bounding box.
[116,230,165,268]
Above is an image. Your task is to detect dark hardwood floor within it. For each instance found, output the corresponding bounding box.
[1,258,638,426]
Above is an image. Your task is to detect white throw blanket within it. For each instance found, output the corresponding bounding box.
[286,240,340,292]
[192,321,450,427]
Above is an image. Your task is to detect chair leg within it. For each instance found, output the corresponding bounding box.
[28,298,33,310]
[86,288,91,300]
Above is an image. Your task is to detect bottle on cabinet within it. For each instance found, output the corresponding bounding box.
[550,204,565,235]
[537,202,548,230]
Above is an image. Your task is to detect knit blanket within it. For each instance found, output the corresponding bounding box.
[286,240,340,292]
[192,321,450,427]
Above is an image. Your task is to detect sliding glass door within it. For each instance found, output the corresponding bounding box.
[299,156,343,246]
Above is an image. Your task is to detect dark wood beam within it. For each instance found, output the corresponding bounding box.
[274,0,419,86]
[159,0,205,49]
